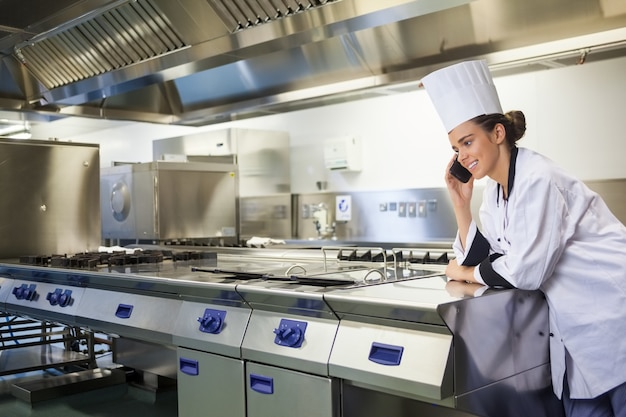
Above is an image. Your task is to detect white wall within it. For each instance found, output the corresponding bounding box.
[62,55,626,192]
[216,55,626,193]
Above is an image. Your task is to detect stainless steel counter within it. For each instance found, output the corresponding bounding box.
[0,246,563,417]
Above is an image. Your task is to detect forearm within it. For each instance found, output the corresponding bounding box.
[453,205,473,250]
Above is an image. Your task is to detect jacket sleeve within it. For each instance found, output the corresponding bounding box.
[452,221,491,266]
[479,175,572,290]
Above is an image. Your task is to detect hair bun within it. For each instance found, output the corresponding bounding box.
[505,110,526,142]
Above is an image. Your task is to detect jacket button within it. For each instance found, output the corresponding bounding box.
[549,333,554,337]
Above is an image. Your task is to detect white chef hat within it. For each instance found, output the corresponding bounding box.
[421,60,502,132]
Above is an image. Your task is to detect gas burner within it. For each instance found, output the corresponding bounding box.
[18,255,50,266]
[406,251,448,265]
[334,248,450,265]
[106,250,174,266]
[336,249,400,263]
[173,251,217,262]
[18,250,177,270]
[48,253,111,268]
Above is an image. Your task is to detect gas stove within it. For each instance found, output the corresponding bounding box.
[18,249,217,271]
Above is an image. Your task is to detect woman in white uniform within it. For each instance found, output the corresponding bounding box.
[422,60,626,417]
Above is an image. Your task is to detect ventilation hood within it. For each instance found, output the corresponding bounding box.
[1,0,625,127]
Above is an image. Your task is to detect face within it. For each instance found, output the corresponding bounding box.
[448,120,505,180]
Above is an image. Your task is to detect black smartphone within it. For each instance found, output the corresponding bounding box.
[449,157,472,183]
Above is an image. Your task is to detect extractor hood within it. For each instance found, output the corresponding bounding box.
[0,0,625,128]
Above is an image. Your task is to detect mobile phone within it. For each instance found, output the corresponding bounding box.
[450,157,472,183]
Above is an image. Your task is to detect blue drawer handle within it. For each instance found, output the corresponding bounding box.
[250,374,274,394]
[115,303,134,319]
[179,358,199,376]
[368,342,404,366]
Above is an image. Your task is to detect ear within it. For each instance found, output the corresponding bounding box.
[493,123,506,145]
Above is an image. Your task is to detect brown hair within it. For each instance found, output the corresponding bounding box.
[471,111,526,148]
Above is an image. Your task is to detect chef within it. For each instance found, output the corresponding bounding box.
[421,59,626,417]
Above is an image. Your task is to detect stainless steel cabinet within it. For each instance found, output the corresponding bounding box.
[177,347,246,417]
[246,362,339,417]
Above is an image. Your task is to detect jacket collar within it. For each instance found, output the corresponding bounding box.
[497,146,518,204]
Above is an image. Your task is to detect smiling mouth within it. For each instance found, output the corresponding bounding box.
[468,161,478,170]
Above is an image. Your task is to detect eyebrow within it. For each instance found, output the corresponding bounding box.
[455,133,473,145]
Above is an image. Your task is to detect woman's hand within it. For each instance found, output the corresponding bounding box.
[445,155,474,210]
[445,259,477,283]
[445,280,486,298]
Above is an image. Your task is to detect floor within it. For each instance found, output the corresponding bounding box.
[0,382,178,417]
[0,360,178,416]
[0,320,179,417]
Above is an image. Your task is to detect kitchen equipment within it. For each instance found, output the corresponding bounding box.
[236,278,343,417]
[171,274,252,417]
[324,277,564,417]
[0,246,564,415]
[0,138,100,258]
[100,161,237,243]
[0,271,95,379]
[153,128,293,241]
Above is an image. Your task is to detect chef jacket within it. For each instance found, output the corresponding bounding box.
[453,147,626,399]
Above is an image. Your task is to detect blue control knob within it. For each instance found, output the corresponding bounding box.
[273,326,303,347]
[13,284,37,301]
[198,314,222,333]
[46,289,60,305]
[46,288,73,307]
[197,308,226,334]
[58,290,73,307]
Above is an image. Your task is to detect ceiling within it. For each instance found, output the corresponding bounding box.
[1,0,626,138]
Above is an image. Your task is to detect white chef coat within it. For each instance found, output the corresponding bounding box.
[453,147,626,399]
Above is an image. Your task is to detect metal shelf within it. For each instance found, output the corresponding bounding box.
[0,345,92,377]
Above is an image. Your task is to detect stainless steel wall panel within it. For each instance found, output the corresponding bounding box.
[240,195,293,240]
[295,188,457,244]
[0,138,100,258]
